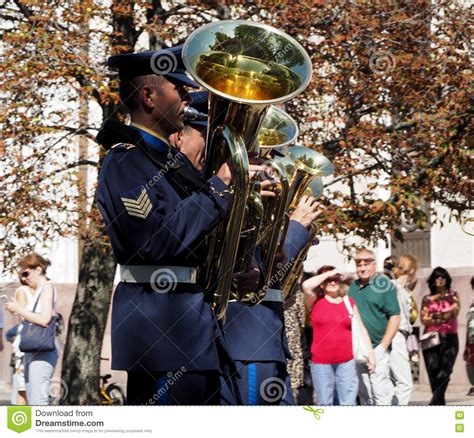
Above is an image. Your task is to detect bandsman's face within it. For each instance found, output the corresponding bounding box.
[150,79,190,134]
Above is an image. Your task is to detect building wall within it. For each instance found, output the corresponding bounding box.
[431,206,474,269]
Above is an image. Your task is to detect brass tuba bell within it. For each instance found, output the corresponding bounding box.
[258,105,299,151]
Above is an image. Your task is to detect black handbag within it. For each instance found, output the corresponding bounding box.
[19,290,56,353]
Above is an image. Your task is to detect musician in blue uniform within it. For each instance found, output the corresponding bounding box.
[96,47,256,405]
[171,91,322,405]
[224,199,320,405]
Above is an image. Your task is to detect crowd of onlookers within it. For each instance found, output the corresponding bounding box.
[285,248,474,405]
[1,250,473,406]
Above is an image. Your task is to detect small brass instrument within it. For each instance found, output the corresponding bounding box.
[258,105,299,150]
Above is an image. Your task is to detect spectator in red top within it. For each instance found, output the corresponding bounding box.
[303,265,374,405]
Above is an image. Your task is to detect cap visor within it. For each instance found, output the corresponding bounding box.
[165,72,199,88]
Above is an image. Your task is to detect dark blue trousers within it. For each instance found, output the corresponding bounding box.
[126,369,240,405]
[234,360,295,405]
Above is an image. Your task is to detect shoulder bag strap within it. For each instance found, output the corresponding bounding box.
[31,289,43,313]
[343,295,354,317]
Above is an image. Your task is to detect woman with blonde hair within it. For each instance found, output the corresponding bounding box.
[6,253,58,405]
[390,254,419,405]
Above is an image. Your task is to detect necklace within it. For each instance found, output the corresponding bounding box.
[325,295,342,304]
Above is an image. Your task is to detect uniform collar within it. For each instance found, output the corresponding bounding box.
[130,122,170,153]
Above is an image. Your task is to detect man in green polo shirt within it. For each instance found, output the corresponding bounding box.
[349,248,400,405]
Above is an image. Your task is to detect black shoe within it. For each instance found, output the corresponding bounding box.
[467,387,474,396]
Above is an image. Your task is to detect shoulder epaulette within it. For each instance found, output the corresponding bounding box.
[110,142,136,150]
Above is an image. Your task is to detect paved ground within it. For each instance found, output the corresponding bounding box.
[409,389,474,406]
[1,387,473,406]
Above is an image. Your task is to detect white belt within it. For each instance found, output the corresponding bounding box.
[228,288,284,304]
[119,265,197,284]
[262,288,284,303]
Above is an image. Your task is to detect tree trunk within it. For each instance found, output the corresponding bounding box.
[61,204,116,405]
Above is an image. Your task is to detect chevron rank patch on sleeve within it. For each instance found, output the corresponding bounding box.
[120,187,153,219]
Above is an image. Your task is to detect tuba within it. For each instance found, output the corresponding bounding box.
[182,20,312,319]
[273,145,334,299]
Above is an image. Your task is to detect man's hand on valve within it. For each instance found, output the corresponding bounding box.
[290,195,322,228]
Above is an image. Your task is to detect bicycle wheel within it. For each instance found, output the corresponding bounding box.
[105,384,126,405]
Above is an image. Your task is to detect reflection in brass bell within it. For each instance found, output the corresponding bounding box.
[258,106,299,150]
[288,145,334,177]
[304,177,324,199]
[183,20,312,105]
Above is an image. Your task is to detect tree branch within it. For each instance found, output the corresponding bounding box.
[324,163,383,188]
[13,0,32,20]
[52,160,99,175]
[42,125,99,143]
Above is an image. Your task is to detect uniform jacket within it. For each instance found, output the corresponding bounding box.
[96,119,231,372]
[224,220,310,362]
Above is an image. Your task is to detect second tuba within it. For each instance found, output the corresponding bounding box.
[274,145,334,299]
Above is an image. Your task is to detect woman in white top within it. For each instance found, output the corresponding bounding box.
[390,255,419,405]
[6,253,58,405]
[11,277,35,405]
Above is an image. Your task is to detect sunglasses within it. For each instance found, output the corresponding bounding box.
[325,274,342,283]
[355,258,375,266]
[20,270,31,278]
